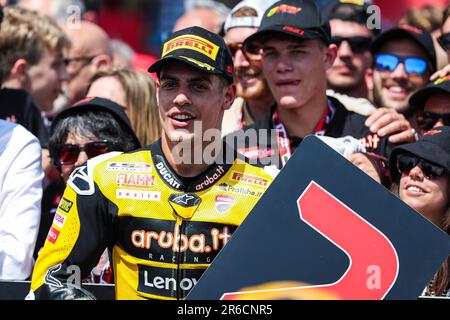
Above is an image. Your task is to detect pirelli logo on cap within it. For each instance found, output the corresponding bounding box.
[162,35,219,61]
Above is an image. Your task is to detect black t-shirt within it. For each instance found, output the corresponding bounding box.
[225,96,395,169]
[0,88,49,148]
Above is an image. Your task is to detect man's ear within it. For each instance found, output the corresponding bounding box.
[365,68,374,91]
[222,83,236,111]
[365,68,374,102]
[9,59,29,87]
[324,43,338,70]
[92,54,113,71]
[155,79,160,106]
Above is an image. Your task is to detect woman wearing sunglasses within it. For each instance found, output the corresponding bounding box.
[34,97,141,282]
[389,126,450,296]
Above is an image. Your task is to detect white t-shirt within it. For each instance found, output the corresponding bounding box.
[0,120,43,280]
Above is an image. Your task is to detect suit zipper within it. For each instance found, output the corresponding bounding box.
[176,218,184,300]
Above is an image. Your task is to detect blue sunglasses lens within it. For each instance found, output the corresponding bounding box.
[404,57,427,75]
[375,54,398,72]
[375,54,427,75]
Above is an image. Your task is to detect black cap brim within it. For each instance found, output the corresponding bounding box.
[409,87,449,111]
[148,56,229,80]
[244,25,330,46]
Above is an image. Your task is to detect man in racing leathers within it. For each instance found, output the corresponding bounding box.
[28,26,274,300]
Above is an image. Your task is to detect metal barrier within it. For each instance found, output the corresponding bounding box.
[0,280,447,300]
[0,280,115,300]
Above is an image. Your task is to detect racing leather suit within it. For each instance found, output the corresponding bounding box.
[29,140,273,300]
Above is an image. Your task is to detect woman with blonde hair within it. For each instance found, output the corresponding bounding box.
[87,68,161,146]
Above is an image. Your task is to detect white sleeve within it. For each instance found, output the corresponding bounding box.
[0,124,44,280]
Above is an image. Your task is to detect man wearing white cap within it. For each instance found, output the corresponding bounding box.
[221,0,277,136]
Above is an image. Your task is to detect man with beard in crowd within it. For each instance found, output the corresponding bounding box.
[221,0,277,136]
[367,24,437,132]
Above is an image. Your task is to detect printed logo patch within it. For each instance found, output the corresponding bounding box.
[162,35,219,61]
[116,189,161,201]
[215,195,235,214]
[169,193,201,208]
[267,4,302,17]
[68,165,94,195]
[238,147,275,159]
[107,162,152,173]
[231,172,269,187]
[58,197,73,213]
[116,173,155,188]
[47,227,60,244]
[53,212,67,229]
[283,26,304,36]
[156,161,182,189]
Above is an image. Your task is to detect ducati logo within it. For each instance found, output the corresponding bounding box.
[215,195,235,214]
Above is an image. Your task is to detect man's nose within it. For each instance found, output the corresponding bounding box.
[337,41,353,57]
[74,151,89,167]
[391,62,408,79]
[173,91,191,107]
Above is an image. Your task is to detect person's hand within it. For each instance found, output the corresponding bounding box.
[365,107,415,144]
[347,153,381,183]
[430,64,450,82]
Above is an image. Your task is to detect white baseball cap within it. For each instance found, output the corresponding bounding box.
[223,0,278,33]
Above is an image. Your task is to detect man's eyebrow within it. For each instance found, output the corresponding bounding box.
[287,42,310,49]
[189,76,212,83]
[263,42,310,50]
[159,74,178,81]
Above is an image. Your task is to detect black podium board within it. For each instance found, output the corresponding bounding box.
[188,136,450,300]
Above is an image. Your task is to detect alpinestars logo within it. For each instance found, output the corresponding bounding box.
[44,264,63,288]
[169,193,201,207]
[67,165,94,195]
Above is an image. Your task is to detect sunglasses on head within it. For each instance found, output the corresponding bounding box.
[226,41,262,62]
[374,53,429,76]
[53,140,111,165]
[330,36,372,53]
[437,32,450,51]
[417,111,450,131]
[397,153,445,179]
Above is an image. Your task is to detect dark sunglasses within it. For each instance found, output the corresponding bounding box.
[397,153,445,179]
[331,36,372,53]
[227,41,262,62]
[437,32,450,51]
[374,53,428,76]
[417,111,450,131]
[53,140,111,165]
